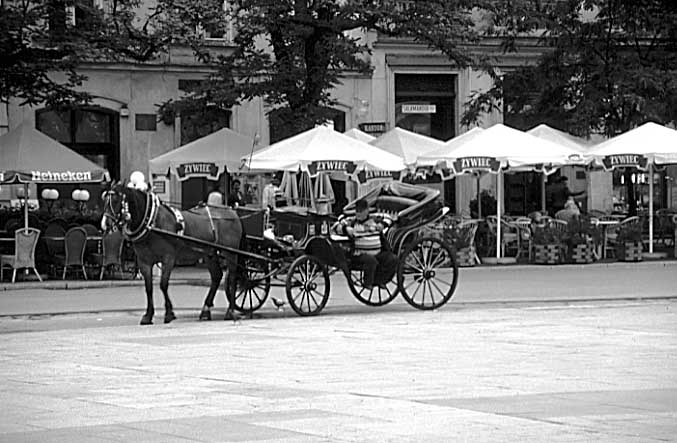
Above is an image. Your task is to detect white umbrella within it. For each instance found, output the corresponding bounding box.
[369,127,445,165]
[344,128,376,143]
[587,122,677,255]
[243,125,405,174]
[527,124,592,212]
[415,124,586,259]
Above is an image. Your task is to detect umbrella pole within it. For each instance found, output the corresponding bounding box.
[24,183,29,230]
[496,170,502,259]
[648,163,654,254]
[541,173,547,213]
[477,173,482,219]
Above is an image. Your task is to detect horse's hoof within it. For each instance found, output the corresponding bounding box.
[199,310,211,321]
[164,312,176,324]
[140,316,153,325]
[224,311,241,321]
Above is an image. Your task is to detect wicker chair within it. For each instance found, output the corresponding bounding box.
[0,228,42,283]
[53,227,88,280]
[88,229,124,280]
[485,216,521,258]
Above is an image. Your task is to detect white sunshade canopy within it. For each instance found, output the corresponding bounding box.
[243,125,406,174]
[587,122,677,168]
[416,127,485,166]
[344,128,376,143]
[416,124,586,174]
[369,127,445,165]
[150,127,256,179]
[527,124,592,153]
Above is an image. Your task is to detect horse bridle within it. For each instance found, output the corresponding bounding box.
[101,188,130,231]
[102,188,160,242]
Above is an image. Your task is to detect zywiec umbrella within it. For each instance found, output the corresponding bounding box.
[587,122,677,256]
[150,127,257,179]
[243,125,405,177]
[0,123,110,229]
[527,124,592,212]
[344,128,376,143]
[369,127,445,166]
[415,124,586,260]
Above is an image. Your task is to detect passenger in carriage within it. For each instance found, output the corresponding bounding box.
[338,198,397,290]
[227,179,245,208]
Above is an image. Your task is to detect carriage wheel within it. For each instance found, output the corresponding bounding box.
[233,259,271,314]
[347,269,399,306]
[397,236,458,310]
[285,255,330,316]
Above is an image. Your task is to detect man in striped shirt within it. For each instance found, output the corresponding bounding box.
[339,198,397,290]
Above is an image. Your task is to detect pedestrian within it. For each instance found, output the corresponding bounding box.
[546,176,584,216]
[227,179,244,208]
[337,198,397,290]
[262,176,280,210]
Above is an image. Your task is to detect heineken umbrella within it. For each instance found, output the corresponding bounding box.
[587,122,677,255]
[0,123,110,229]
[416,124,586,260]
[150,127,257,179]
[243,125,405,180]
[370,127,444,165]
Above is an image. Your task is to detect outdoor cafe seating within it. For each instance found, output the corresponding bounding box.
[0,227,42,283]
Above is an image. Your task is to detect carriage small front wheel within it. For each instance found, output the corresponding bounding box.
[285,255,330,316]
[233,258,271,314]
[397,236,458,310]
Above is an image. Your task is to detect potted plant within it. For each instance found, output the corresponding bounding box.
[615,222,643,261]
[565,217,599,264]
[441,222,478,267]
[532,224,565,264]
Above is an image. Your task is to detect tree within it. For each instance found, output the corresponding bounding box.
[163,0,491,141]
[463,0,677,136]
[463,0,677,216]
[0,0,224,108]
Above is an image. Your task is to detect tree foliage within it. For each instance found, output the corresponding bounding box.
[463,0,677,138]
[0,0,223,108]
[163,0,488,141]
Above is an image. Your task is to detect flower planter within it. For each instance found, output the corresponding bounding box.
[533,244,561,264]
[455,246,476,267]
[616,241,643,262]
[568,241,595,264]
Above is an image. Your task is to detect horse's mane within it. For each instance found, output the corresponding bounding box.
[117,185,150,232]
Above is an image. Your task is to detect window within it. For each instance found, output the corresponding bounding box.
[36,107,119,179]
[135,114,157,131]
[394,74,456,141]
[197,0,233,42]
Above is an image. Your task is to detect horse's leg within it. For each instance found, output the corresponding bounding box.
[159,257,176,324]
[199,257,223,321]
[138,261,154,325]
[224,253,240,321]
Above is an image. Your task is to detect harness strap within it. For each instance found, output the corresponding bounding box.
[204,205,218,244]
[168,206,185,235]
[125,193,160,242]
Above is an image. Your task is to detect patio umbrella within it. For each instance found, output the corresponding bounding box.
[415,124,586,260]
[587,122,677,255]
[0,123,110,229]
[527,124,593,212]
[344,128,376,143]
[369,127,445,165]
[243,125,405,175]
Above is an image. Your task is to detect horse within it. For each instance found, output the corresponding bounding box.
[101,183,243,325]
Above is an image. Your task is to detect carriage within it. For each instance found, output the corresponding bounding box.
[231,181,459,316]
[102,181,458,323]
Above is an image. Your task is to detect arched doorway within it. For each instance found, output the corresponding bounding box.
[36,106,120,179]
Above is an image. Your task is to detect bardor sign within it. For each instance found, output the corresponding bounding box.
[176,162,219,180]
[601,154,648,171]
[452,156,501,173]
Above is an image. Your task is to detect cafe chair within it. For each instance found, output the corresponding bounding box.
[54,227,88,280]
[485,216,521,258]
[88,229,124,280]
[0,228,42,283]
[81,223,101,256]
[604,216,640,259]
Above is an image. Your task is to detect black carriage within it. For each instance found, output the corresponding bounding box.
[231,182,459,316]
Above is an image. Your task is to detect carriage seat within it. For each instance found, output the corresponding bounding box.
[374,196,419,220]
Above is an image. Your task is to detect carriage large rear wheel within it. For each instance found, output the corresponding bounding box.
[285,255,330,316]
[397,236,458,310]
[233,258,271,314]
[347,269,399,306]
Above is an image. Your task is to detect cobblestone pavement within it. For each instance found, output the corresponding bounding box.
[1,299,675,442]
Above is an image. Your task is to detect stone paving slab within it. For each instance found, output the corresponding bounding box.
[0,300,675,442]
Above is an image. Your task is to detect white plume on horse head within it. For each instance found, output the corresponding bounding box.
[128,171,148,191]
